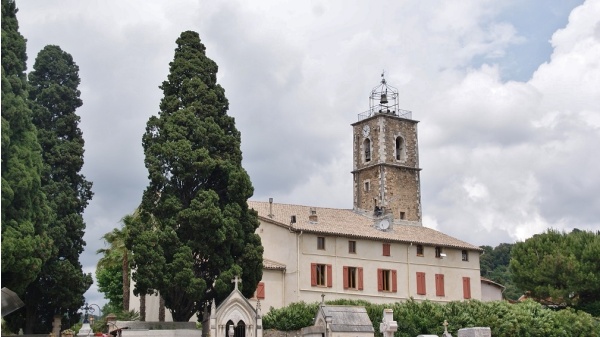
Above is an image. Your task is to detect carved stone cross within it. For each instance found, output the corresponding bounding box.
[232,276,241,290]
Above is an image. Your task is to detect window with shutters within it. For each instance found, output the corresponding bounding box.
[416,272,426,295]
[462,250,469,261]
[383,243,391,256]
[416,244,424,256]
[435,246,442,258]
[377,269,397,292]
[435,274,445,296]
[255,282,265,299]
[349,240,356,254]
[317,236,325,250]
[463,277,471,299]
[343,266,364,290]
[311,263,332,287]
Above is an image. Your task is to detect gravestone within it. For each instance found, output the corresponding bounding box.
[379,309,397,337]
[457,327,491,337]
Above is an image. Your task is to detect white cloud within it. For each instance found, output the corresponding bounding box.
[13,0,597,307]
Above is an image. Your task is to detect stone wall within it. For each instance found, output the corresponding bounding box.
[263,329,302,337]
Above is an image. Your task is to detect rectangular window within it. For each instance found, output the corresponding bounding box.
[349,240,356,254]
[256,282,265,299]
[317,236,325,250]
[311,263,332,287]
[435,274,445,296]
[377,269,397,292]
[383,243,391,256]
[462,250,469,261]
[435,246,442,258]
[463,277,471,299]
[416,272,426,295]
[343,266,364,290]
[364,181,370,191]
[416,244,424,256]
[400,211,406,219]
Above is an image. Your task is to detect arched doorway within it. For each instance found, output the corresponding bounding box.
[225,320,246,337]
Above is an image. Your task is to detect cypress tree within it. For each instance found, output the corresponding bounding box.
[1,0,52,299]
[130,31,263,321]
[8,45,94,333]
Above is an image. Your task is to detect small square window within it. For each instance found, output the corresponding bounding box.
[462,250,469,261]
[383,243,391,256]
[317,237,325,250]
[400,211,406,219]
[416,244,424,256]
[349,240,356,254]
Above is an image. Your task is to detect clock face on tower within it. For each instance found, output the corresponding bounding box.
[362,125,370,137]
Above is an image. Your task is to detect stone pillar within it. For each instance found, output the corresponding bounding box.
[52,315,62,337]
[457,327,491,337]
[106,313,117,335]
[209,300,217,337]
[379,308,398,337]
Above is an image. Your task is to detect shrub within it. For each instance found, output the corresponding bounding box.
[263,299,599,337]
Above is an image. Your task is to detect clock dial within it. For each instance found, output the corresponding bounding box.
[362,125,370,137]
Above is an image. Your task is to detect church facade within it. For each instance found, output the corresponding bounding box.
[131,77,483,321]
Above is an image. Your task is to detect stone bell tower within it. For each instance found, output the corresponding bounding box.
[351,74,422,224]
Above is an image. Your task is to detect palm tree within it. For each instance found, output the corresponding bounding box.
[97,215,134,311]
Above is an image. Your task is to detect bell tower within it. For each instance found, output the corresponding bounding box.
[351,74,422,224]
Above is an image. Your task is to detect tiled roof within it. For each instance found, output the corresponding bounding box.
[481,277,506,289]
[249,201,481,251]
[263,258,286,270]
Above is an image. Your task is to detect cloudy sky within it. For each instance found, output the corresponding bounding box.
[14,0,600,306]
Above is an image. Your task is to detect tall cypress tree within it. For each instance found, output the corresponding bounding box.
[130,31,263,321]
[8,45,94,333]
[1,0,52,299]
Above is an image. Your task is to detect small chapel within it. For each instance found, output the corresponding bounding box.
[131,76,484,323]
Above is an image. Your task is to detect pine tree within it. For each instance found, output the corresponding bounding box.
[129,31,263,321]
[5,44,94,333]
[1,0,52,298]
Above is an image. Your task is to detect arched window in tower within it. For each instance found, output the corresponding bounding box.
[395,136,406,161]
[364,138,371,162]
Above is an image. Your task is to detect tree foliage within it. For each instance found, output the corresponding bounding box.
[1,0,52,297]
[129,30,263,322]
[479,243,522,300]
[97,216,133,311]
[4,44,94,333]
[510,229,600,315]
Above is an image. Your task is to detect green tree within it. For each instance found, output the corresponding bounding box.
[479,243,522,300]
[5,44,94,333]
[129,30,263,322]
[510,229,600,315]
[97,216,133,312]
[1,0,52,297]
[96,264,124,310]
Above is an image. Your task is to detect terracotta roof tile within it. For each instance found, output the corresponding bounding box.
[249,201,481,251]
[263,258,286,270]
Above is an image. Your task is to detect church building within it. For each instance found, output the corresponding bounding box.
[132,76,483,321]
[246,76,481,311]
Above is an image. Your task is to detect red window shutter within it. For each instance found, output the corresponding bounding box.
[358,267,364,290]
[311,263,317,286]
[417,272,426,295]
[327,264,332,287]
[383,243,390,256]
[436,274,445,296]
[377,269,383,291]
[256,282,265,299]
[343,266,349,289]
[392,270,398,292]
[463,277,471,299]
